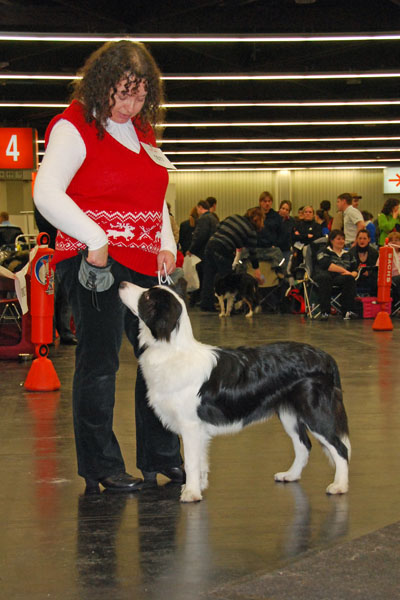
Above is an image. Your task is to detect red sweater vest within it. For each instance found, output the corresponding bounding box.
[45,100,169,276]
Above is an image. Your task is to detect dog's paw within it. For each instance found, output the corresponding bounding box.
[274,471,300,483]
[180,485,202,503]
[326,482,348,495]
[219,313,226,318]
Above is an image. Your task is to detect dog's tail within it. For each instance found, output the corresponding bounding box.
[334,386,351,461]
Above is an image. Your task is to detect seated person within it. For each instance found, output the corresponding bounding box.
[290,206,323,275]
[313,229,358,320]
[0,211,23,248]
[348,228,378,296]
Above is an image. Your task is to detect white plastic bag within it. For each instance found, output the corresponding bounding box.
[183,254,201,292]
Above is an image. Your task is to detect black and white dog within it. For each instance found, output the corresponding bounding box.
[119,280,351,503]
[214,271,260,318]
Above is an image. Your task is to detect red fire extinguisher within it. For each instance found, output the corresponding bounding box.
[24,232,60,391]
[29,232,54,345]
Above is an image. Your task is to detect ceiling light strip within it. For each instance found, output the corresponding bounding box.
[3,99,400,108]
[171,158,400,165]
[165,147,400,155]
[1,32,400,43]
[2,72,400,81]
[36,135,400,145]
[170,166,386,172]
[160,120,400,127]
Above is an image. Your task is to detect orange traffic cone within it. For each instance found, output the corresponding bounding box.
[372,309,393,331]
[24,344,61,391]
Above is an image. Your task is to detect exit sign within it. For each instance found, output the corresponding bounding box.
[0,128,37,169]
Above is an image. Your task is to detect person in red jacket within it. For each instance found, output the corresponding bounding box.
[34,41,183,495]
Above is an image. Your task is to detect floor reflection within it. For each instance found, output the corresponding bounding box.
[279,483,349,559]
[77,492,128,596]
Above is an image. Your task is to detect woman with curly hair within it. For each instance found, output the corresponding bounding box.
[378,197,400,246]
[34,41,183,494]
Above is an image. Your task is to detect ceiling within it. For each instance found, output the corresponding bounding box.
[1,0,400,171]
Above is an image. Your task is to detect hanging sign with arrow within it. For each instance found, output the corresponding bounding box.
[384,166,400,194]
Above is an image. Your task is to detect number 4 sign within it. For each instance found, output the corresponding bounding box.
[0,128,37,169]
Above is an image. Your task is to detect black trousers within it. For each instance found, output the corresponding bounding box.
[56,255,182,481]
[314,271,356,314]
[200,241,235,309]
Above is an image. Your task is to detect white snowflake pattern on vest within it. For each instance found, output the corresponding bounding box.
[56,209,163,255]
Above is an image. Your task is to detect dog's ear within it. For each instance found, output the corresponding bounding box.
[138,287,182,342]
[172,277,187,300]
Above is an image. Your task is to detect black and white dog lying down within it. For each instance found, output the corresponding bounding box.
[119,280,351,503]
[214,271,260,318]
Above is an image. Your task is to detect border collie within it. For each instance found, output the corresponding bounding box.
[119,280,351,503]
[214,271,260,318]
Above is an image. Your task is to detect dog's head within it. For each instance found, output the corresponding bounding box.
[119,279,188,343]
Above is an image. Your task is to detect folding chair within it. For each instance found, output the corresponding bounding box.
[0,298,22,331]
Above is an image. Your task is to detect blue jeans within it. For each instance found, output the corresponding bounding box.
[56,255,181,480]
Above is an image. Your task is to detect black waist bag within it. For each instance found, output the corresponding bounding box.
[78,250,114,311]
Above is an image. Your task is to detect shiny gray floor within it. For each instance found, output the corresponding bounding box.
[1,309,400,599]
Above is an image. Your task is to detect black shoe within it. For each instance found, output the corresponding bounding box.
[142,467,186,485]
[99,472,144,492]
[319,312,329,321]
[60,335,78,345]
[160,467,186,483]
[84,479,101,495]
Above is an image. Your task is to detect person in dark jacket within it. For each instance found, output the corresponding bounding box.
[178,205,198,255]
[206,196,219,223]
[292,206,322,246]
[187,200,218,305]
[277,200,295,269]
[34,206,77,345]
[199,207,263,311]
[257,191,282,248]
[313,229,358,321]
[348,228,378,295]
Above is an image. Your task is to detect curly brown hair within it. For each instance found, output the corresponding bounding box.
[381,197,399,216]
[71,40,165,138]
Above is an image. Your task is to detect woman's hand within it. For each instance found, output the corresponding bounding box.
[157,250,176,276]
[87,243,109,267]
[253,268,263,284]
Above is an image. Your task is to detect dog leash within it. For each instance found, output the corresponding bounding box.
[157,262,173,286]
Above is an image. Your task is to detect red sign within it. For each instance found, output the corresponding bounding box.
[0,128,37,169]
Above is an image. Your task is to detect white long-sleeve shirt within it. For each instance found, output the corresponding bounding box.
[34,117,176,256]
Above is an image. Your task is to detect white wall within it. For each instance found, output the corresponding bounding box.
[168,168,397,226]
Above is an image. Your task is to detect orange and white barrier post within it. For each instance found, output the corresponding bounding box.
[24,232,61,391]
[373,240,393,331]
